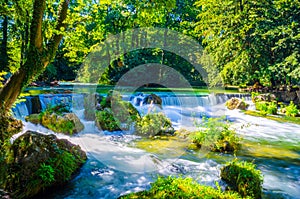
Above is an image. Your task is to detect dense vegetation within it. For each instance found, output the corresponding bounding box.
[1,0,299,97]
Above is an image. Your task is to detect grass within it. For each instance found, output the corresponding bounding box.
[244,110,300,125]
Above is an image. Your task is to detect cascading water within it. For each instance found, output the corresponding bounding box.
[12,91,300,199]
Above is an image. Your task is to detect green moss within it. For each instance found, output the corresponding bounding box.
[244,110,300,125]
[221,160,263,199]
[135,113,174,137]
[95,95,140,131]
[121,176,244,199]
[25,104,84,134]
[3,132,87,198]
[191,117,241,153]
[95,109,121,131]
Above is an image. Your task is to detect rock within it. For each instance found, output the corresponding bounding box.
[143,94,162,109]
[26,110,84,135]
[0,113,23,143]
[95,100,140,132]
[221,160,263,199]
[64,113,85,133]
[225,98,249,110]
[25,113,40,124]
[135,113,174,137]
[3,131,86,198]
[29,96,42,114]
[253,93,276,102]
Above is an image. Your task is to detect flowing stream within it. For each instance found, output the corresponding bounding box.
[12,91,300,199]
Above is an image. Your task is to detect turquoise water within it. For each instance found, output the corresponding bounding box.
[13,89,300,199]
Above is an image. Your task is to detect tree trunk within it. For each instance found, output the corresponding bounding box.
[0,0,69,112]
[0,13,9,72]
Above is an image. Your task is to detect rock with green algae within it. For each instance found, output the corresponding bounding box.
[135,113,174,137]
[225,97,249,110]
[221,160,263,199]
[2,131,87,199]
[26,112,84,135]
[95,94,140,132]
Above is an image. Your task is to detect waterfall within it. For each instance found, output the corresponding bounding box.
[12,102,29,120]
[12,92,251,120]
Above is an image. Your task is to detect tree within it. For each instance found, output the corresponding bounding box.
[195,0,300,87]
[0,0,69,111]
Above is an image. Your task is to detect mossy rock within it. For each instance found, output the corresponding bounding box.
[25,113,40,124]
[135,113,174,137]
[95,98,140,132]
[120,176,243,199]
[221,160,263,199]
[95,108,121,131]
[0,114,23,144]
[2,131,87,198]
[25,105,84,135]
[225,98,249,110]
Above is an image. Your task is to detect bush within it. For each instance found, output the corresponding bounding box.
[191,117,240,153]
[221,160,263,199]
[255,101,277,115]
[135,113,174,137]
[121,176,243,199]
[285,101,299,117]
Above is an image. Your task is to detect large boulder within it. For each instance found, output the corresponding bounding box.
[221,160,263,199]
[2,131,87,198]
[225,98,249,110]
[135,113,174,137]
[95,100,140,132]
[26,110,84,135]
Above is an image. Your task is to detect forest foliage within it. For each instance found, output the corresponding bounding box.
[0,0,299,88]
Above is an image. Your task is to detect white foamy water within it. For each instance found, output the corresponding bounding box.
[12,93,300,199]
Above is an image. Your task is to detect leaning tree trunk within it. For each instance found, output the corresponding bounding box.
[0,0,69,112]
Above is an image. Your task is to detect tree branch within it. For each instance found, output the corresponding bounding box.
[46,0,70,61]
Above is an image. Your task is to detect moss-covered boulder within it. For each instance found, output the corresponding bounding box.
[95,91,140,131]
[0,113,23,144]
[95,100,140,131]
[225,98,249,110]
[135,113,174,137]
[2,131,87,198]
[25,105,84,135]
[121,176,243,199]
[221,160,263,199]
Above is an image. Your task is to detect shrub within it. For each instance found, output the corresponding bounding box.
[285,101,299,117]
[221,160,263,199]
[255,101,277,115]
[135,113,174,137]
[121,176,243,199]
[191,117,240,153]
